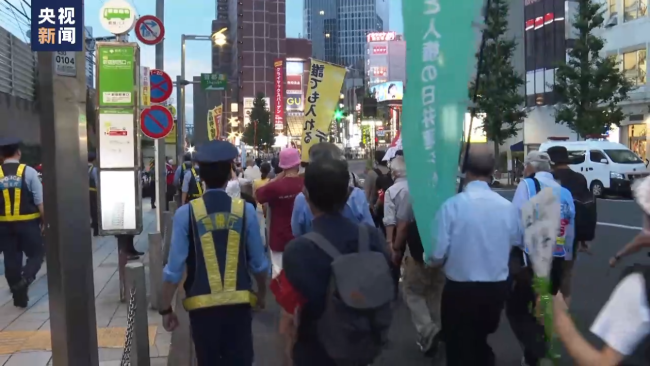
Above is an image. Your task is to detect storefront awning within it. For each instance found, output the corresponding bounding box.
[510,141,524,152]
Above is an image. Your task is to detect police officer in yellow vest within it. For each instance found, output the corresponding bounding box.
[159,140,269,365]
[180,156,204,205]
[88,152,99,236]
[0,138,45,308]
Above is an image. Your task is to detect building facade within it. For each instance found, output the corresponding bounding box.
[364,31,405,87]
[285,38,312,142]
[212,0,286,135]
[304,0,389,66]
[599,0,650,159]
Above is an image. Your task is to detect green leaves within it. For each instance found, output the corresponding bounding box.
[242,92,276,149]
[469,0,526,154]
[553,0,633,137]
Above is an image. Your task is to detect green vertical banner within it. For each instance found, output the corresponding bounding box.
[98,44,136,107]
[402,0,484,259]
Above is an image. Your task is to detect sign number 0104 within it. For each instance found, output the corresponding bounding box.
[56,52,75,64]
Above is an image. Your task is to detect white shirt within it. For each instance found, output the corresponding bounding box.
[590,273,650,356]
[431,181,523,282]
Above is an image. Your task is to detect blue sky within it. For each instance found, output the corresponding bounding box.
[2,0,403,125]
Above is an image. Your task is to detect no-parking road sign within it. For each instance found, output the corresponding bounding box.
[135,15,165,45]
[141,105,174,139]
[149,69,173,104]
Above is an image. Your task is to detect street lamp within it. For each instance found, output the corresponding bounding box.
[176,31,228,161]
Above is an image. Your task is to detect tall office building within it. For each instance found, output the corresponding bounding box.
[212,0,286,133]
[304,0,389,66]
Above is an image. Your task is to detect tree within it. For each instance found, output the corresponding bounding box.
[469,0,527,158]
[553,0,633,137]
[242,92,275,150]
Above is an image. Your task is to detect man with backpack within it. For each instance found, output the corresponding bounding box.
[283,158,396,366]
[548,146,597,305]
[364,151,393,231]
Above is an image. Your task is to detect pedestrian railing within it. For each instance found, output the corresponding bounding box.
[0,26,35,101]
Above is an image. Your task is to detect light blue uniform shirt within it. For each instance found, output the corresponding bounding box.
[88,164,98,186]
[162,188,269,285]
[429,180,523,282]
[181,170,194,193]
[3,159,43,205]
[173,166,183,187]
[291,187,374,237]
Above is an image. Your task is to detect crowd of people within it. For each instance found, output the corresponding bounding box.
[154,138,650,366]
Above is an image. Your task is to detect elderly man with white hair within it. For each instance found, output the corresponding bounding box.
[508,150,576,366]
[384,156,445,355]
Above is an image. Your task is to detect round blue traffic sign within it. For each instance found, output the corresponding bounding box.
[149,69,173,103]
[140,105,174,139]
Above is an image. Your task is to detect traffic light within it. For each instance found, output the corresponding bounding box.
[334,109,344,120]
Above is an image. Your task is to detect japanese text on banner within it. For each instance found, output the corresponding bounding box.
[31,0,83,51]
[300,59,347,162]
[274,59,285,131]
[207,105,223,141]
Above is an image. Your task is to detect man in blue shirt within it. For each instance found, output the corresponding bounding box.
[159,140,269,366]
[428,147,522,365]
[291,143,373,236]
[0,138,45,308]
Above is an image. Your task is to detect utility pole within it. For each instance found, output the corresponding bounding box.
[155,0,166,229]
[39,35,100,365]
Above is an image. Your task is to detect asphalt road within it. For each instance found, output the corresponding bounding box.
[345,161,647,365]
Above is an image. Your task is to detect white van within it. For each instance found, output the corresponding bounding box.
[539,140,649,197]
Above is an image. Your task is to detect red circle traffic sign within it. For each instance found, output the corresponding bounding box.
[149,69,173,103]
[140,105,174,139]
[135,15,165,46]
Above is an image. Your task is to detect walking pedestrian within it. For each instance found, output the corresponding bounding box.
[0,138,45,308]
[159,140,269,366]
[385,156,444,354]
[547,146,597,306]
[88,152,99,236]
[508,150,576,366]
[429,146,522,366]
[180,159,203,205]
[282,158,396,366]
[291,143,373,236]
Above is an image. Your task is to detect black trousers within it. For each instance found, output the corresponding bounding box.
[0,220,44,288]
[165,184,175,211]
[506,257,564,366]
[189,305,254,366]
[150,181,156,207]
[89,191,98,234]
[441,279,509,366]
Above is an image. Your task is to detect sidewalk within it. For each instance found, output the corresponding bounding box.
[0,206,169,365]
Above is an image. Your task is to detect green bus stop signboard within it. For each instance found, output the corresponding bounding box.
[201,73,228,90]
[98,44,136,107]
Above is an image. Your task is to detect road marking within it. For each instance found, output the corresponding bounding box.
[598,222,642,230]
[599,198,634,202]
[0,326,157,354]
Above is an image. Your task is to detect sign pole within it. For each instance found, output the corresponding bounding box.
[155,0,166,229]
[37,29,101,366]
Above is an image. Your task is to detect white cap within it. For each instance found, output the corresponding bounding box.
[525,151,551,164]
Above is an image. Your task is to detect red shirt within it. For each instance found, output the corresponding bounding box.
[165,163,174,185]
[256,176,304,252]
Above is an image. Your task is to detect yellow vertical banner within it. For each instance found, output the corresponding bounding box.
[140,67,151,106]
[301,59,347,161]
[213,105,222,139]
[207,105,222,141]
[165,123,177,144]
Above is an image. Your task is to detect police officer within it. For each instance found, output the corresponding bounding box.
[88,152,99,236]
[180,156,204,205]
[159,140,269,365]
[173,153,193,189]
[0,138,45,308]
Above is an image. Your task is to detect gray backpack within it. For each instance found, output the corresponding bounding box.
[304,224,395,364]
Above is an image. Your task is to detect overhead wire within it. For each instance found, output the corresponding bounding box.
[2,0,28,22]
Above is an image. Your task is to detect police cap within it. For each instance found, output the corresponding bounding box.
[194,140,238,164]
[88,151,97,162]
[0,137,21,147]
[183,153,192,162]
